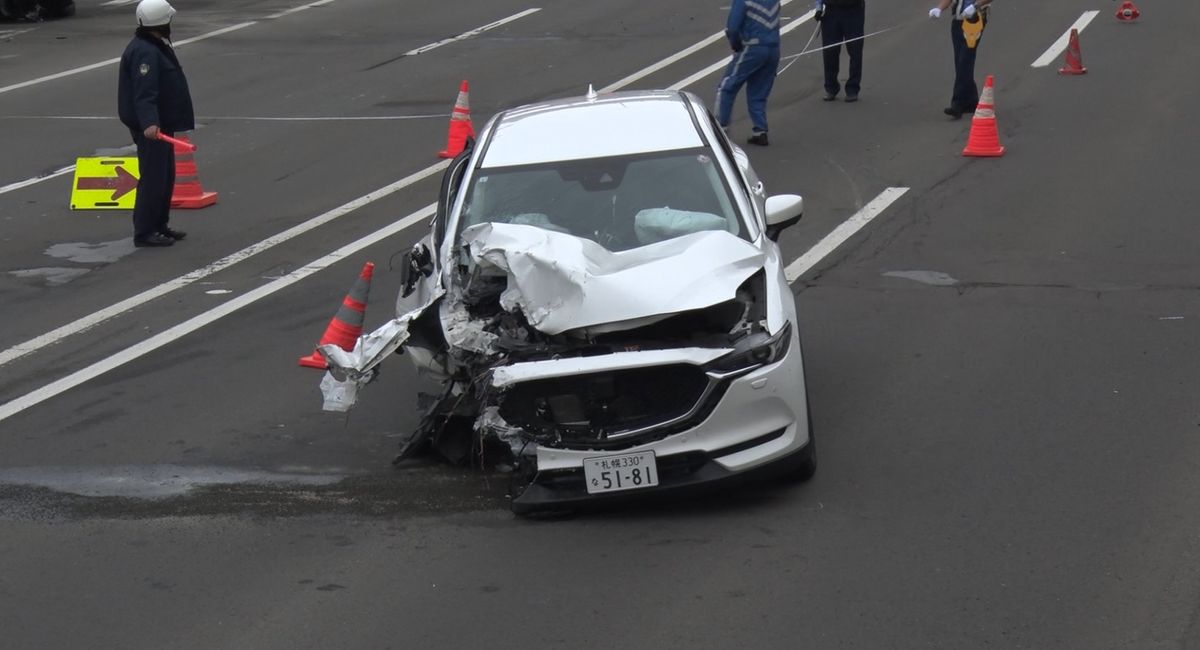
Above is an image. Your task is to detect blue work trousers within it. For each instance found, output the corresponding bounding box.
[821,4,865,97]
[950,17,985,112]
[715,44,781,134]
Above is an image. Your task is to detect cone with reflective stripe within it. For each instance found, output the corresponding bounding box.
[962,75,1006,157]
[1059,29,1087,75]
[299,262,374,369]
[437,80,475,159]
[1116,1,1140,21]
[168,134,218,209]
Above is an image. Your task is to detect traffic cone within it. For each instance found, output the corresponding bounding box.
[437,80,475,159]
[962,75,1005,157]
[1115,1,1140,21]
[299,262,374,369]
[1058,29,1087,75]
[168,134,218,209]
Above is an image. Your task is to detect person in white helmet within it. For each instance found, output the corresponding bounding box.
[117,0,194,247]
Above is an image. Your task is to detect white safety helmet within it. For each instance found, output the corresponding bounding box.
[136,0,176,27]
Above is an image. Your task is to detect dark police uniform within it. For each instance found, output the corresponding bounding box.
[819,0,866,101]
[948,0,989,114]
[118,29,194,243]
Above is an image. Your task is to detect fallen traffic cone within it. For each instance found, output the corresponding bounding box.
[168,134,218,209]
[299,261,375,369]
[1058,28,1087,75]
[437,80,475,159]
[1115,1,1140,21]
[962,75,1006,157]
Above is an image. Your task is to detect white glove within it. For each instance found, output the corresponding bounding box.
[962,4,977,18]
[928,7,942,19]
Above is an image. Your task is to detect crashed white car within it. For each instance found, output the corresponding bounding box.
[320,89,815,513]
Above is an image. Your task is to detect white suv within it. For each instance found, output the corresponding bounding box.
[320,89,815,513]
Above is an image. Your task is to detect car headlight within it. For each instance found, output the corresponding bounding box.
[705,321,792,374]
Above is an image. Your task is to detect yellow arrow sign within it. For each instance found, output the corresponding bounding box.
[70,157,140,210]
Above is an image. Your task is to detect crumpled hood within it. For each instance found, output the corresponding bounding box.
[462,223,765,335]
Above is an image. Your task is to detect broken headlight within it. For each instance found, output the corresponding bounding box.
[706,321,792,374]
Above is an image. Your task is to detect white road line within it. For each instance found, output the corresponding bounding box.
[785,187,910,283]
[101,0,137,6]
[0,185,910,422]
[265,0,336,20]
[1,6,846,414]
[0,204,437,424]
[0,114,448,121]
[0,21,259,96]
[0,161,449,368]
[0,165,75,197]
[670,10,815,90]
[600,0,801,93]
[0,0,346,96]
[1,13,795,367]
[1032,11,1100,68]
[405,8,542,56]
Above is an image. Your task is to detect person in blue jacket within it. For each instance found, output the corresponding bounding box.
[715,0,782,146]
[118,0,194,247]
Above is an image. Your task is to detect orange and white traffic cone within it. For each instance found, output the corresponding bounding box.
[1059,29,1087,75]
[299,262,374,369]
[1115,1,1140,21]
[962,75,1006,158]
[168,134,218,209]
[437,80,475,159]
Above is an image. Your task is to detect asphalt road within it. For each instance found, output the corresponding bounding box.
[2,1,1198,648]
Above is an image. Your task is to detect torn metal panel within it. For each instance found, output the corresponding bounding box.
[461,223,766,335]
[318,286,444,412]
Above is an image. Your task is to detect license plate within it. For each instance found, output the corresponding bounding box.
[583,451,659,495]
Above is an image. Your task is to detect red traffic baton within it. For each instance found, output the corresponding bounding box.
[156,132,197,152]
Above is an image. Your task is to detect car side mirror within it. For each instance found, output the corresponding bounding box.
[764,194,803,242]
[398,242,434,298]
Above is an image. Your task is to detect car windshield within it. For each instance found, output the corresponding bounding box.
[458,147,744,252]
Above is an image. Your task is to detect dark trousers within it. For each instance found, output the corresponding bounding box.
[821,4,865,97]
[950,18,985,111]
[131,131,175,240]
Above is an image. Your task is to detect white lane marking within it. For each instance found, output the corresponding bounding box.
[669,10,815,90]
[0,186,911,421]
[785,187,910,283]
[0,114,448,121]
[0,204,436,424]
[265,0,336,20]
[600,0,801,93]
[1,0,348,96]
[0,161,449,368]
[0,20,258,96]
[1032,11,1100,68]
[0,28,36,39]
[0,10,768,364]
[405,8,542,56]
[101,0,137,6]
[0,164,75,197]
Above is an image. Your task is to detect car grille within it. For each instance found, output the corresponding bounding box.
[498,364,726,450]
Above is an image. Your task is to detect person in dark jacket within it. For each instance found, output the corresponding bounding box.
[929,0,993,118]
[715,0,782,146]
[118,0,194,247]
[815,0,866,102]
